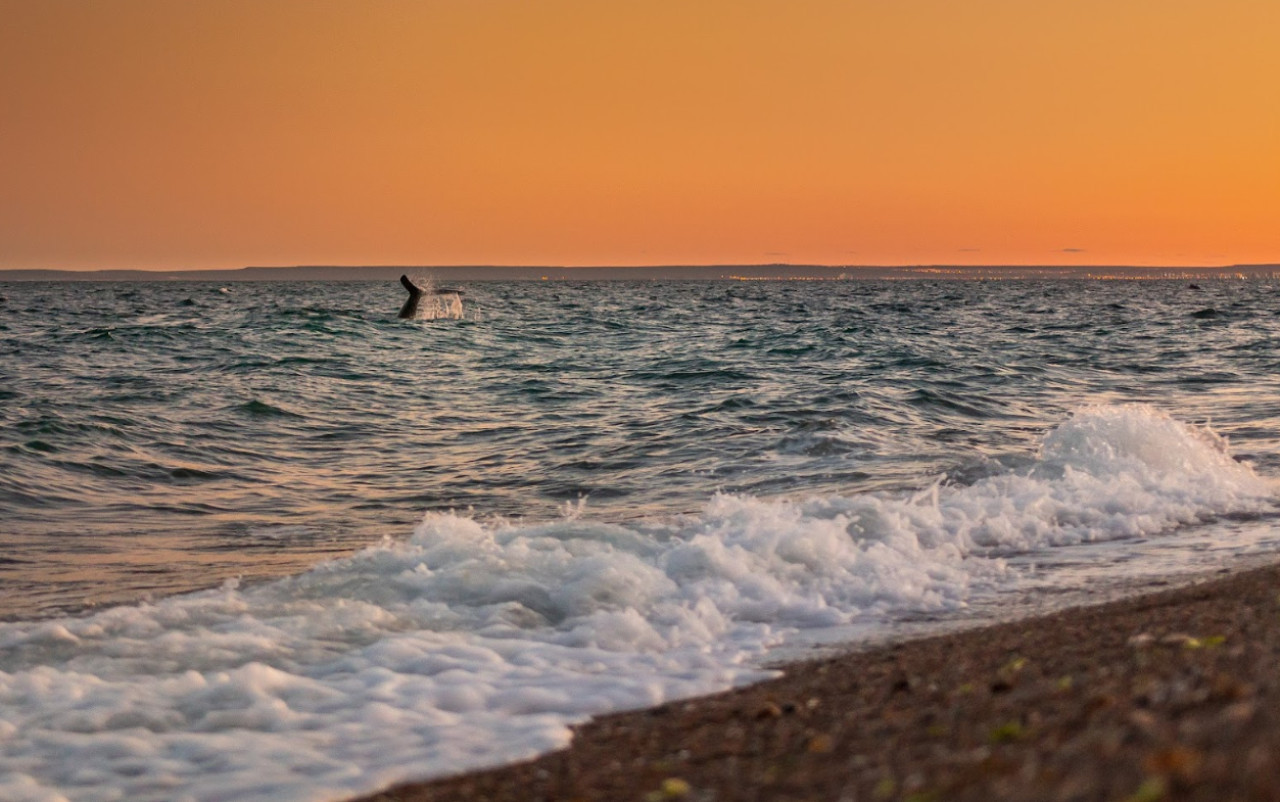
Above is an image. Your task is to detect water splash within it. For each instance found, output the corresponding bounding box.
[407,276,465,321]
[0,405,1275,802]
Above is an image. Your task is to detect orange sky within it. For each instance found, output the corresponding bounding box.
[2,0,1278,270]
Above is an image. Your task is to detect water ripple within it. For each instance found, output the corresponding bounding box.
[3,278,1280,617]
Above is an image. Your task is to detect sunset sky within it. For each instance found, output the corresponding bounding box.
[2,0,1278,271]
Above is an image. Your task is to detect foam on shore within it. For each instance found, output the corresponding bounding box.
[1,405,1275,802]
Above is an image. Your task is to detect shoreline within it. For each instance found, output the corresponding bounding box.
[356,561,1280,801]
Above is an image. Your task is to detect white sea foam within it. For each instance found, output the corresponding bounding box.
[0,405,1274,802]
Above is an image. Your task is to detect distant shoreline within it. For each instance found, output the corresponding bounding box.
[1,264,1279,282]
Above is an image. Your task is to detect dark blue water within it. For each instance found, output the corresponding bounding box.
[4,278,1280,617]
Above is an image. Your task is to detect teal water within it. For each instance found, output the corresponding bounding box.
[5,278,1280,802]
[3,278,1280,617]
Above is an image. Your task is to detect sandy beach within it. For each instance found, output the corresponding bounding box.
[358,562,1280,802]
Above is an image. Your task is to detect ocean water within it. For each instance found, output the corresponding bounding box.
[2,278,1280,801]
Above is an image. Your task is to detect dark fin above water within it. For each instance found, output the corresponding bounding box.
[398,275,423,319]
[400,275,423,298]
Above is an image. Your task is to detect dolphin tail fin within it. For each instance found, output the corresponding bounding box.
[398,275,424,318]
[400,274,423,298]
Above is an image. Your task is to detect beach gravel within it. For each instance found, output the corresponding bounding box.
[359,563,1280,802]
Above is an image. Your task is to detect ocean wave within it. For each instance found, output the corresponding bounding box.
[0,404,1273,802]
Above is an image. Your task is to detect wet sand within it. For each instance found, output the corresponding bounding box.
[357,562,1280,801]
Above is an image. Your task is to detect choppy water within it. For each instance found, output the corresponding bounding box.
[2,278,1280,801]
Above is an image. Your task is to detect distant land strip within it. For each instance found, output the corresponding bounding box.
[2,264,1279,282]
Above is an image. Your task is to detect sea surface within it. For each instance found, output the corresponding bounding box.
[2,278,1280,801]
